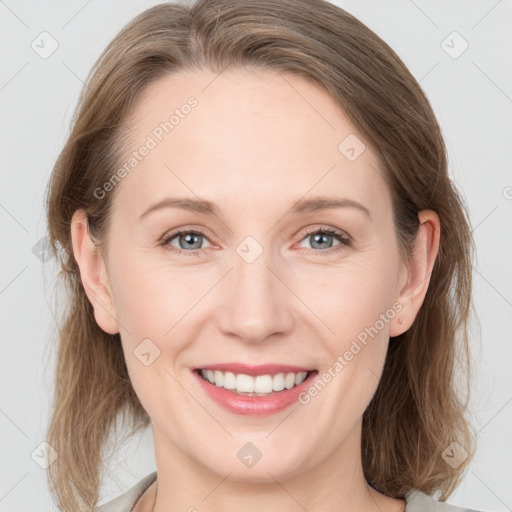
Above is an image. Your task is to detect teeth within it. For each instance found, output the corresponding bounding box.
[294,372,305,385]
[223,371,236,390]
[285,373,296,389]
[255,375,273,393]
[273,373,285,391]
[214,370,224,387]
[236,373,254,393]
[200,369,309,394]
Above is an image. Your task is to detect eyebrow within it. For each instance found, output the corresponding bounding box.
[138,195,371,220]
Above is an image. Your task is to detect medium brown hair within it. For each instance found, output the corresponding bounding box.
[45,0,476,510]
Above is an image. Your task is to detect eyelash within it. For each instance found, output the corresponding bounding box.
[160,226,352,257]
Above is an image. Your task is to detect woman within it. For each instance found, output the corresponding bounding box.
[44,0,481,511]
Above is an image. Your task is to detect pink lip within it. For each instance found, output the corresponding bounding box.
[195,362,315,376]
[192,367,318,416]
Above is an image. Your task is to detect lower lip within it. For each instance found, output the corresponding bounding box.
[192,370,318,416]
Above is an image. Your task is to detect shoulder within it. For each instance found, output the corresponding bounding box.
[95,477,484,512]
[405,489,484,512]
[95,472,157,512]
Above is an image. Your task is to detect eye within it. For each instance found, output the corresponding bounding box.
[161,229,212,256]
[297,227,351,254]
[160,226,351,257]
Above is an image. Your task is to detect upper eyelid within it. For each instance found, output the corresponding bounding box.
[302,226,350,239]
[162,225,351,248]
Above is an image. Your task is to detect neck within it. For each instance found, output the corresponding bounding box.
[143,422,405,512]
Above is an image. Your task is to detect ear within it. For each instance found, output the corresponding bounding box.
[389,209,441,337]
[70,209,119,335]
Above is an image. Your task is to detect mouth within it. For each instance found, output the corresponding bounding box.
[192,364,319,415]
[194,368,316,396]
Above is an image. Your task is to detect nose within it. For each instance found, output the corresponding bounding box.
[215,247,294,344]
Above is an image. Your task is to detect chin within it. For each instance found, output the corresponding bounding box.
[196,442,309,484]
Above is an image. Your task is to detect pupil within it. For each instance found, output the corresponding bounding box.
[312,233,331,249]
[180,233,201,249]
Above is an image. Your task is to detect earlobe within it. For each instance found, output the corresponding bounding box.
[390,209,441,337]
[70,210,119,335]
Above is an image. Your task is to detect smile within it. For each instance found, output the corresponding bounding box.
[198,369,310,396]
[192,364,319,416]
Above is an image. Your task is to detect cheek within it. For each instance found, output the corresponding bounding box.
[111,242,398,349]
[110,228,399,341]
[106,256,189,396]
[336,277,395,335]
[112,260,192,417]
[302,262,398,416]
[109,249,201,337]
[299,272,395,432]
[296,257,397,342]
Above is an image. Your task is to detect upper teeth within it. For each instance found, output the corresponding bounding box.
[200,369,308,394]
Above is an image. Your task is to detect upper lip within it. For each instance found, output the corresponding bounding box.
[194,363,316,376]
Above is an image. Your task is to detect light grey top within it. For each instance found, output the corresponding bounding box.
[95,471,482,512]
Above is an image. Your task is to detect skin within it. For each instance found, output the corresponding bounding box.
[71,68,440,512]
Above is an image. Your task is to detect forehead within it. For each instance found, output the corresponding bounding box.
[112,68,390,221]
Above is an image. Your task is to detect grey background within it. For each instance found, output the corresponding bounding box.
[0,0,511,511]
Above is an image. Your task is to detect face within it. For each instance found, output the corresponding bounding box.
[93,69,411,481]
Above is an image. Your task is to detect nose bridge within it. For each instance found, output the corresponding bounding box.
[216,236,293,343]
